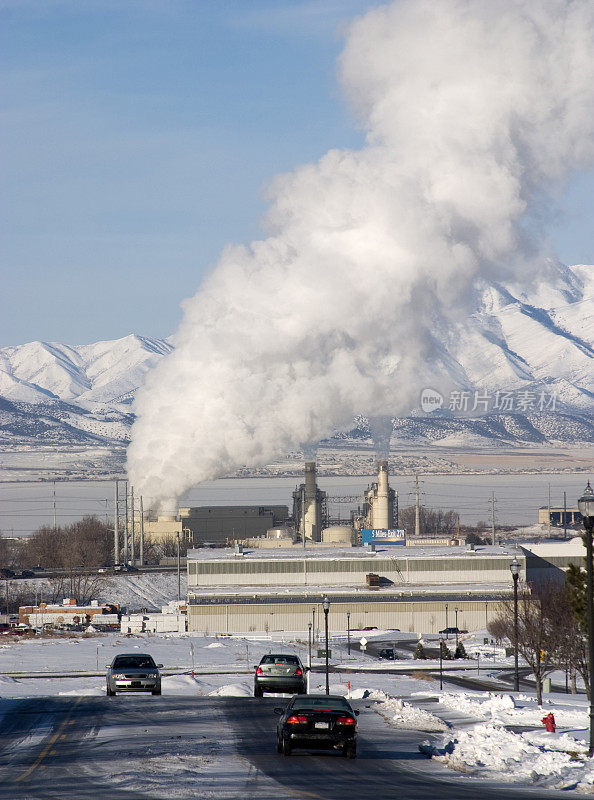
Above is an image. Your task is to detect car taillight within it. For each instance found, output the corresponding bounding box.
[256,667,262,675]
[287,715,307,723]
[336,716,355,725]
[295,668,302,675]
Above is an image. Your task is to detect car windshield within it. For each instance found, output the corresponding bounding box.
[112,655,156,669]
[290,696,351,711]
[261,655,299,665]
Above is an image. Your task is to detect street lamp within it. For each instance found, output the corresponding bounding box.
[445,603,449,637]
[323,596,330,695]
[510,557,521,693]
[439,638,443,690]
[577,481,594,757]
[347,611,351,656]
[176,531,181,604]
[454,607,459,645]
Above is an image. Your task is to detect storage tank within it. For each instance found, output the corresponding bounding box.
[322,525,355,544]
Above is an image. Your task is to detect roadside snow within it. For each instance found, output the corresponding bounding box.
[434,723,593,792]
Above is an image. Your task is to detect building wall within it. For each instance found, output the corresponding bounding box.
[179,506,289,545]
[187,555,523,588]
[187,596,507,635]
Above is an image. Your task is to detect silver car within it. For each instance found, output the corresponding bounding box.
[106,653,162,696]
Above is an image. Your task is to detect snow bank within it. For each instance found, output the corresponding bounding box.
[437,691,589,729]
[435,724,594,792]
[208,683,252,697]
[371,690,447,732]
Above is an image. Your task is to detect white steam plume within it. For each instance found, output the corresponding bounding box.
[128,0,594,509]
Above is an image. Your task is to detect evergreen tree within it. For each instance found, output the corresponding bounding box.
[454,641,467,659]
[439,640,453,660]
[414,641,427,660]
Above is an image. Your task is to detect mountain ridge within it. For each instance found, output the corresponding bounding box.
[0,265,592,463]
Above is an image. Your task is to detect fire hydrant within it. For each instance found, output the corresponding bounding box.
[542,712,556,733]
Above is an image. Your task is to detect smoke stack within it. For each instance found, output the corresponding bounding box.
[303,461,321,542]
[374,460,390,529]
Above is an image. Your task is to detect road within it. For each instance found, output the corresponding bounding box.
[0,694,573,800]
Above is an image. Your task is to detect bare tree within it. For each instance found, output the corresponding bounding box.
[488,582,560,705]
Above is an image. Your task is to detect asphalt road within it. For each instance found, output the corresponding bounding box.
[0,694,574,800]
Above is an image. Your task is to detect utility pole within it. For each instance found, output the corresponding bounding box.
[124,481,129,565]
[114,480,119,565]
[53,481,57,531]
[563,491,567,539]
[130,486,135,566]
[490,492,496,546]
[548,483,551,537]
[139,495,144,566]
[415,474,421,538]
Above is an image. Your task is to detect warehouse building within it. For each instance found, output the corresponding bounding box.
[186,544,521,634]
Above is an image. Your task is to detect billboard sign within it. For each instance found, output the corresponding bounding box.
[362,528,406,545]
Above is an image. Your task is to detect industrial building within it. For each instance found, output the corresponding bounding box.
[185,544,521,634]
[537,506,582,526]
[357,459,398,531]
[143,505,289,546]
[292,462,327,542]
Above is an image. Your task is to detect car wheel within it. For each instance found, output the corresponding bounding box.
[277,736,283,754]
[152,688,161,695]
[282,738,292,756]
[254,686,263,698]
[106,686,115,696]
[343,743,356,759]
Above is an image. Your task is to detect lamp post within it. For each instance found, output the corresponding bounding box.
[577,481,594,757]
[439,637,443,691]
[347,611,351,656]
[176,531,181,604]
[445,603,449,637]
[307,621,312,694]
[323,596,330,695]
[510,557,520,693]
[454,607,459,645]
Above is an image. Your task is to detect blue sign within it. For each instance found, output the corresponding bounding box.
[362,528,406,545]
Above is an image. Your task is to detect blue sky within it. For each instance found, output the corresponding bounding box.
[2,0,593,347]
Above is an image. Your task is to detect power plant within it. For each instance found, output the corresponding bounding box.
[360,459,398,531]
[292,461,328,542]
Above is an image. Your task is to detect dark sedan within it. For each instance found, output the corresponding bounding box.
[275,694,358,758]
[106,653,162,696]
[254,653,307,697]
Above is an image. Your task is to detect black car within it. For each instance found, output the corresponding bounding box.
[254,653,307,697]
[439,627,468,635]
[275,694,358,758]
[378,648,395,660]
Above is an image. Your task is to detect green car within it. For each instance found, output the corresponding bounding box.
[254,653,307,697]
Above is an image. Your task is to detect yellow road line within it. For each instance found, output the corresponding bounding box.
[16,697,83,783]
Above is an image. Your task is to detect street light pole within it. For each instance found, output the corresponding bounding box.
[510,557,520,693]
[323,596,330,695]
[445,603,448,638]
[347,611,351,656]
[577,482,594,757]
[176,531,181,604]
[439,639,443,691]
[455,607,459,645]
[308,622,312,694]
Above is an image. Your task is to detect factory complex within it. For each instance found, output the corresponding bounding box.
[131,460,584,636]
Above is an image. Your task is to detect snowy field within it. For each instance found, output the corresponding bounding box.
[0,629,592,793]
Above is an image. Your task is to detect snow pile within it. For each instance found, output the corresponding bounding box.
[437,691,588,729]
[435,724,594,792]
[372,690,447,732]
[204,642,226,649]
[208,683,252,697]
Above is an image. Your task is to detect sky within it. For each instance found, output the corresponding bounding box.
[2,0,593,348]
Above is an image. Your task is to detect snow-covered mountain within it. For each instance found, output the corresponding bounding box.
[0,264,592,462]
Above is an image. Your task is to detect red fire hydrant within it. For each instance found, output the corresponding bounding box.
[542,712,556,733]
